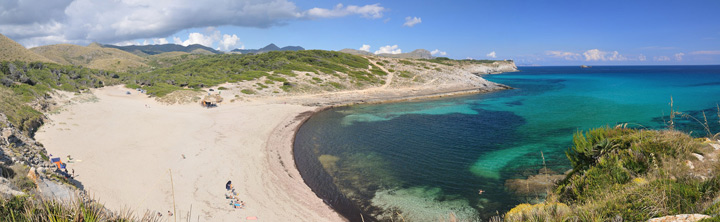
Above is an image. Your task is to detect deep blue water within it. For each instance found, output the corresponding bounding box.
[293,65,720,221]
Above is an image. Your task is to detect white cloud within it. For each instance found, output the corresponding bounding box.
[546,51,581,60]
[181,32,216,47]
[304,3,385,19]
[431,49,447,56]
[465,57,474,60]
[359,44,371,52]
[674,53,685,61]
[374,45,401,54]
[690,50,720,55]
[0,0,386,46]
[153,38,169,45]
[583,49,627,61]
[403,16,422,27]
[219,34,241,51]
[486,51,497,58]
[638,54,647,61]
[654,56,671,61]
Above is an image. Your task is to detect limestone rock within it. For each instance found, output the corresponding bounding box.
[0,177,25,199]
[647,214,710,222]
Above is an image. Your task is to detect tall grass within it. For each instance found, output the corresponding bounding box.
[0,195,162,222]
[503,126,720,221]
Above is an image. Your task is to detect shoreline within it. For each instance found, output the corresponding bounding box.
[282,84,512,221]
[33,80,511,221]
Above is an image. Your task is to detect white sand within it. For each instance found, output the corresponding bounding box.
[35,85,343,221]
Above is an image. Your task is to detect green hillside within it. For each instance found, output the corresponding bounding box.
[126,50,386,96]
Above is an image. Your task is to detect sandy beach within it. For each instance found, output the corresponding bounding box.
[35,86,344,221]
[34,73,507,221]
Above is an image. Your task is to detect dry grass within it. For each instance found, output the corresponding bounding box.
[0,34,54,63]
[30,43,147,71]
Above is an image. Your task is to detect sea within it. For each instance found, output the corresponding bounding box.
[293,65,720,221]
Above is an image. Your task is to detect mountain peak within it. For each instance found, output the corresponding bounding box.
[260,43,280,51]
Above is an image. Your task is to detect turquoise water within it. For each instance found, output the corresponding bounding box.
[294,66,720,221]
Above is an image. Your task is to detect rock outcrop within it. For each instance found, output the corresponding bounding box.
[461,61,518,75]
[647,214,711,222]
[0,112,84,203]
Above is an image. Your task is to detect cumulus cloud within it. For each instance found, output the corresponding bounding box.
[546,51,580,60]
[166,28,242,51]
[305,3,385,19]
[359,44,371,52]
[486,51,497,58]
[219,34,241,51]
[689,50,720,55]
[431,49,447,56]
[654,56,671,61]
[583,49,627,61]
[403,17,422,27]
[375,45,401,54]
[153,38,169,45]
[638,54,647,61]
[0,0,386,46]
[674,53,685,61]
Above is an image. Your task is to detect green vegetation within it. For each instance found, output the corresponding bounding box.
[0,195,156,222]
[398,70,412,78]
[504,127,720,221]
[328,81,344,89]
[128,50,376,96]
[398,60,414,65]
[0,61,121,134]
[240,89,255,94]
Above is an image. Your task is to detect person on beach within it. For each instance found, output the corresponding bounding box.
[226,180,233,190]
[167,211,173,216]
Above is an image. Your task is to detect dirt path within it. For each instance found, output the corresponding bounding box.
[369,59,395,89]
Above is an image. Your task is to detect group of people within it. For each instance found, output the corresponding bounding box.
[156,211,173,217]
[225,181,246,209]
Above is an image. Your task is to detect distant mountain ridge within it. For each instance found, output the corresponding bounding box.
[339,48,433,59]
[232,43,304,54]
[103,43,222,56]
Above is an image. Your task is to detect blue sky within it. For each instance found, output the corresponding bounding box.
[2,0,719,65]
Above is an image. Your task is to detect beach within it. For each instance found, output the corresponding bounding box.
[35,86,343,221]
[34,77,507,221]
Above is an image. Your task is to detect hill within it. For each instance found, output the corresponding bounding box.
[339,48,374,56]
[232,43,305,54]
[338,48,433,59]
[103,43,222,56]
[0,34,54,63]
[377,49,433,59]
[30,43,148,71]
